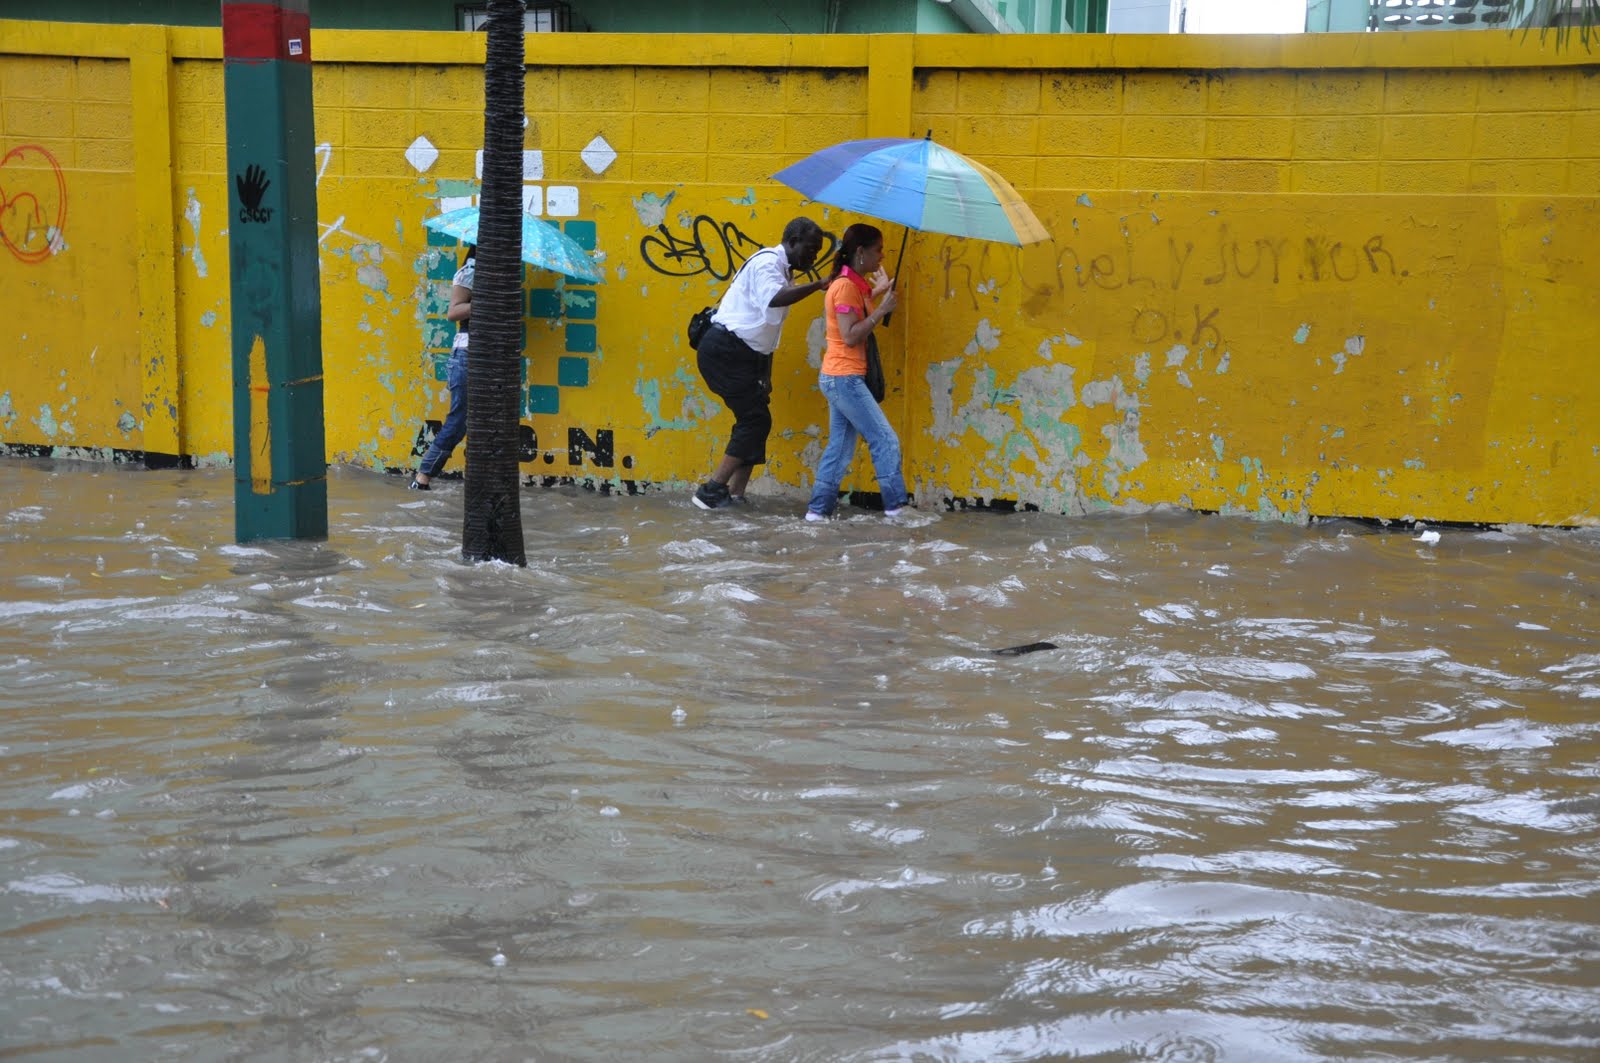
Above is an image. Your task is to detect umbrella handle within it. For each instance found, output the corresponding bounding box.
[882,225,910,327]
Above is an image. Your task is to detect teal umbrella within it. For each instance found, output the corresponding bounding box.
[423,206,603,284]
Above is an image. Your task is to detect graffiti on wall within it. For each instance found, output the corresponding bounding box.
[235,164,275,225]
[640,214,837,279]
[411,421,627,478]
[934,216,1408,364]
[915,205,1451,518]
[1,145,69,264]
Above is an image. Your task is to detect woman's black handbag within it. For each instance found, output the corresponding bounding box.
[864,331,886,403]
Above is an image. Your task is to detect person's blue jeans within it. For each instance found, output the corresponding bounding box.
[418,347,467,477]
[806,372,907,516]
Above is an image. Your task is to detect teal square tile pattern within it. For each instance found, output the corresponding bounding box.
[528,289,562,319]
[563,220,597,250]
[563,290,597,320]
[565,323,596,354]
[422,319,455,351]
[527,385,560,415]
[558,357,589,387]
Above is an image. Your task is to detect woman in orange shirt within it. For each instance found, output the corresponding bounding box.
[804,223,910,521]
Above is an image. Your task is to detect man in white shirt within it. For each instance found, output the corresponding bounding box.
[692,217,829,510]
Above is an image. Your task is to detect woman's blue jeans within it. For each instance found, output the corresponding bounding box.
[418,347,467,477]
[806,372,907,516]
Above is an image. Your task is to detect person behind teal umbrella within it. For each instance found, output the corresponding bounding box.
[409,246,475,490]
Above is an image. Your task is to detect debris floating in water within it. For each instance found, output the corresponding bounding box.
[1414,530,1441,545]
[994,641,1059,656]
[490,952,507,967]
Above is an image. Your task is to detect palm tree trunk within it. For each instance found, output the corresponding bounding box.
[463,0,527,565]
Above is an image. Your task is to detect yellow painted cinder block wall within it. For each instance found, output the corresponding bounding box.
[3,22,1596,525]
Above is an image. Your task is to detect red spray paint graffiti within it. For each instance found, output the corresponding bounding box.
[1,145,69,264]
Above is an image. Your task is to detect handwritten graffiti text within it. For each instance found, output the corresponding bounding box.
[939,221,1405,314]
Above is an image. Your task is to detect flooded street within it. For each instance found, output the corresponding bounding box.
[3,458,1598,1062]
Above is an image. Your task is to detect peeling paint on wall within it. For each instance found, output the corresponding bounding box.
[804,316,827,368]
[183,188,208,278]
[963,319,1002,357]
[633,191,675,228]
[637,368,713,437]
[1331,335,1365,374]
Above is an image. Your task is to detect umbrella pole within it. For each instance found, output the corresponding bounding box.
[892,226,913,508]
[891,225,910,290]
[884,225,911,326]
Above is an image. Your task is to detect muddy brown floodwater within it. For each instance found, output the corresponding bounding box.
[3,459,1598,1062]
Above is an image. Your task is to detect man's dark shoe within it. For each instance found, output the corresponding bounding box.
[407,474,431,491]
[692,480,731,510]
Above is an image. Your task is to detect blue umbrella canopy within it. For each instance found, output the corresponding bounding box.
[772,136,1049,247]
[423,206,603,284]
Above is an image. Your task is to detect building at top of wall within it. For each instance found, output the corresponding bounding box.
[26,0,1107,34]
[1305,0,1590,33]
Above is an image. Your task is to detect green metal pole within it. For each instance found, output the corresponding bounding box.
[221,0,328,541]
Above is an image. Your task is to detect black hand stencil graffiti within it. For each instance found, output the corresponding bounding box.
[236,164,274,224]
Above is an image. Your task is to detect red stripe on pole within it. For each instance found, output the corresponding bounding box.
[222,3,312,63]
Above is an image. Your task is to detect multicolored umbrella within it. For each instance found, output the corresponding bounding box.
[422,206,603,284]
[771,134,1050,248]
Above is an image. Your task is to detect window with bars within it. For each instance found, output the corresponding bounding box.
[1369,0,1514,30]
[458,3,574,31]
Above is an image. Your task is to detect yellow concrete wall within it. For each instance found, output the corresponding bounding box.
[2,21,1596,525]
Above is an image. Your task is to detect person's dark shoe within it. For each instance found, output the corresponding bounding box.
[728,495,749,507]
[407,474,431,491]
[692,480,731,510]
